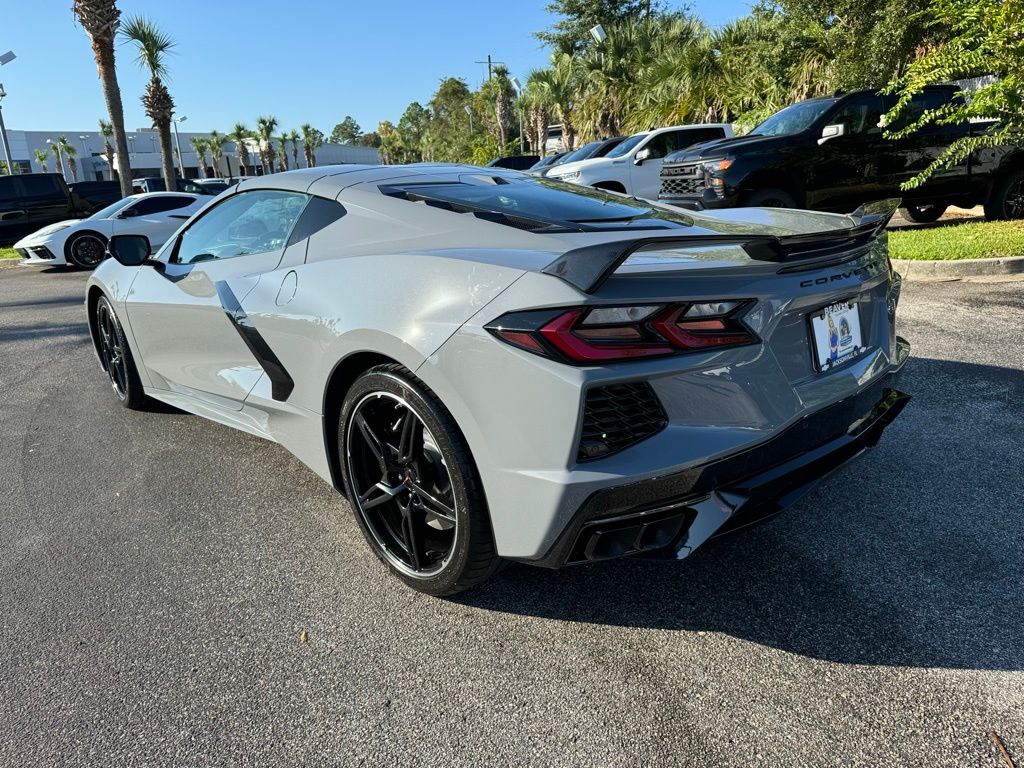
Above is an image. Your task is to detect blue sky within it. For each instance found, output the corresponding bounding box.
[1,0,753,135]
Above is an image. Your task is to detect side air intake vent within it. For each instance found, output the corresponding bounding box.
[578,382,668,461]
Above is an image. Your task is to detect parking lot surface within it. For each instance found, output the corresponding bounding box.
[1,266,1022,767]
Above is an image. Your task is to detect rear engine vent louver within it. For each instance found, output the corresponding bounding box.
[579,382,667,462]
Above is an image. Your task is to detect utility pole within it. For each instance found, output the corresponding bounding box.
[474,54,505,82]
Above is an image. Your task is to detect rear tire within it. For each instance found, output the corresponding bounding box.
[339,364,500,596]
[984,170,1024,220]
[66,231,108,269]
[742,187,797,208]
[899,204,947,223]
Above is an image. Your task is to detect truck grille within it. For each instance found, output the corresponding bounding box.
[660,164,705,198]
[578,382,668,462]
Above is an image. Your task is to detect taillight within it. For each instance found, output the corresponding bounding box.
[486,301,756,364]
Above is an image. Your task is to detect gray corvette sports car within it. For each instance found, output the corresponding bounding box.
[87,164,910,595]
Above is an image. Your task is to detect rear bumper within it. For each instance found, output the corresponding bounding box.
[522,376,910,568]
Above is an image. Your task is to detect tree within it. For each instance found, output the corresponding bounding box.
[330,116,362,144]
[883,0,1024,190]
[228,123,252,176]
[531,54,578,149]
[300,123,324,167]
[354,131,381,148]
[423,78,476,162]
[73,0,134,197]
[55,136,79,182]
[288,129,300,169]
[255,115,278,174]
[396,102,429,162]
[207,130,225,177]
[277,134,290,171]
[121,16,178,190]
[378,121,401,164]
[536,0,662,53]
[190,136,209,178]
[34,149,50,173]
[98,118,117,177]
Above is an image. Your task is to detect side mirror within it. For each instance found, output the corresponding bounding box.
[633,147,652,165]
[107,234,152,267]
[818,123,846,145]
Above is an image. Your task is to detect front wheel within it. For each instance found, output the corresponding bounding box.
[339,364,500,595]
[985,170,1024,220]
[742,187,797,208]
[900,204,947,223]
[95,296,147,409]
[66,231,108,269]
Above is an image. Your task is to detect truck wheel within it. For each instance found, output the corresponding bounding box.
[899,204,946,223]
[742,188,796,209]
[984,170,1024,220]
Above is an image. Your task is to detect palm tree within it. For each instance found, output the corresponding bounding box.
[98,118,116,177]
[255,115,278,174]
[73,0,134,198]
[532,54,578,150]
[33,149,50,173]
[207,130,226,177]
[190,137,209,178]
[524,70,554,154]
[490,66,515,149]
[121,15,177,191]
[55,137,79,182]
[300,123,321,167]
[277,134,290,171]
[228,123,252,176]
[288,129,301,169]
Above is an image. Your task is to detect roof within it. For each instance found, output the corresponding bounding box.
[233,163,524,196]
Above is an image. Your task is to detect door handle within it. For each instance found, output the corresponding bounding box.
[0,209,26,220]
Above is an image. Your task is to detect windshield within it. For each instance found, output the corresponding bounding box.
[605,133,647,158]
[751,99,837,137]
[88,197,135,220]
[559,141,601,164]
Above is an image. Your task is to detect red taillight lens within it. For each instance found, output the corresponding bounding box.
[486,301,756,364]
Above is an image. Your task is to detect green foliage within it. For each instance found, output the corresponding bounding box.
[536,0,663,53]
[354,131,381,148]
[0,247,18,259]
[397,102,429,162]
[884,0,1023,188]
[890,219,1024,260]
[330,116,362,144]
[120,15,175,77]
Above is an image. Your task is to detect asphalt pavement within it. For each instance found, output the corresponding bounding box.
[1,265,1022,767]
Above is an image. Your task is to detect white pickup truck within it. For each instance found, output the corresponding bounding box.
[545,123,734,200]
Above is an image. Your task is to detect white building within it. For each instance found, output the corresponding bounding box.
[3,126,380,181]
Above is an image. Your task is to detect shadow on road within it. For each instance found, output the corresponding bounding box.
[458,357,1024,672]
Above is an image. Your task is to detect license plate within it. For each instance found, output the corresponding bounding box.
[809,301,864,371]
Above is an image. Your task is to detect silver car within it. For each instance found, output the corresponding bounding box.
[86,164,910,595]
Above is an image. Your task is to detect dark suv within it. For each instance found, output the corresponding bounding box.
[659,85,1024,222]
[1,173,81,246]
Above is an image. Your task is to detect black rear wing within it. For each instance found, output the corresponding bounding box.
[542,198,901,294]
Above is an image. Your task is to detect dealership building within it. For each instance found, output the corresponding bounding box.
[2,127,380,181]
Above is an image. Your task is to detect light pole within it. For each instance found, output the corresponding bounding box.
[590,24,607,43]
[171,115,187,179]
[464,104,473,134]
[510,76,525,155]
[127,134,136,159]
[0,51,16,174]
[46,138,67,181]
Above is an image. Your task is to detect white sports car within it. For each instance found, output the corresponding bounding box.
[15,192,206,269]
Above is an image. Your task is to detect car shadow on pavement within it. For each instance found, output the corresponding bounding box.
[458,357,1024,672]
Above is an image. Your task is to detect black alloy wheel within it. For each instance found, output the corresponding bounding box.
[67,232,107,268]
[340,365,500,595]
[347,391,458,577]
[1002,177,1024,219]
[96,298,128,400]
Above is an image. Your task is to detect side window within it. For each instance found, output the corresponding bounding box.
[0,176,18,205]
[130,196,196,216]
[173,190,309,264]
[681,128,725,147]
[830,95,884,137]
[887,90,959,133]
[643,132,674,159]
[17,175,64,201]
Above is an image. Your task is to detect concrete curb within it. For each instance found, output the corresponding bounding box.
[0,259,22,269]
[892,255,1024,280]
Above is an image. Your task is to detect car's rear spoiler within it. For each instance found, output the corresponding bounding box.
[542,198,901,294]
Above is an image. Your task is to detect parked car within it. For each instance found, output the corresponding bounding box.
[544,123,565,154]
[0,173,82,246]
[531,137,627,178]
[658,85,1024,220]
[69,180,122,214]
[546,124,734,199]
[486,155,541,171]
[86,164,909,595]
[15,192,204,268]
[527,152,570,175]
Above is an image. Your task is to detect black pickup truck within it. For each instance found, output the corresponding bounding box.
[0,173,84,246]
[659,85,1024,222]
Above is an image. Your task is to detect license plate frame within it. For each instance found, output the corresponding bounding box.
[808,299,865,372]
